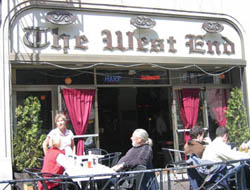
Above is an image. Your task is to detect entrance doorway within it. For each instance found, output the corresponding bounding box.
[97,87,173,167]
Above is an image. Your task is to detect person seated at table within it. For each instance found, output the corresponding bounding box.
[112,128,158,190]
[39,135,68,190]
[184,125,207,158]
[112,128,153,171]
[202,126,250,162]
[43,113,74,155]
[202,126,250,189]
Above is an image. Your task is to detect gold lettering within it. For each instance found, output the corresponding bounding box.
[185,34,205,54]
[75,35,88,50]
[151,39,164,52]
[60,34,70,54]
[115,31,125,51]
[51,28,61,49]
[222,36,235,55]
[126,31,134,50]
[207,41,221,55]
[167,36,177,53]
[102,29,113,50]
[137,37,149,52]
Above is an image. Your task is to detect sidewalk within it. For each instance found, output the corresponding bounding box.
[156,170,190,190]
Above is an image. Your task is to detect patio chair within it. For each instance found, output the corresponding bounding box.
[161,148,187,181]
[161,148,186,168]
[101,165,146,190]
[99,152,122,167]
[85,148,108,155]
[186,154,245,190]
[23,168,79,190]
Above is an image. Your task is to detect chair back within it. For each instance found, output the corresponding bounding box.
[133,165,147,190]
[85,148,108,155]
[99,152,122,167]
[186,154,230,189]
[23,168,79,190]
[117,165,146,190]
[161,148,185,167]
[100,165,146,190]
[23,168,42,190]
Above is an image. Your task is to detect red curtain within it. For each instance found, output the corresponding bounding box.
[179,89,200,143]
[62,88,96,155]
[207,89,229,127]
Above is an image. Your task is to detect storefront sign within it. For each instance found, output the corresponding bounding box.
[22,26,235,56]
[11,9,242,59]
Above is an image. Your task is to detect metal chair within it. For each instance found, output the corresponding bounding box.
[186,154,246,190]
[101,165,146,190]
[85,148,108,155]
[23,168,79,190]
[161,148,186,168]
[161,148,188,182]
[99,152,122,167]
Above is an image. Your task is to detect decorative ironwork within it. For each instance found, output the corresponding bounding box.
[46,10,76,25]
[202,21,224,33]
[130,16,156,29]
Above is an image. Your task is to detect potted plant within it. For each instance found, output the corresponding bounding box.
[13,96,47,173]
[225,87,250,148]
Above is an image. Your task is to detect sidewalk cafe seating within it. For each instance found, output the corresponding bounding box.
[161,148,187,181]
[23,168,79,190]
[85,148,108,155]
[99,152,122,167]
[101,165,159,190]
[186,154,248,190]
[101,165,146,190]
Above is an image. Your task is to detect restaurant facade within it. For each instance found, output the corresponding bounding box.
[1,0,249,181]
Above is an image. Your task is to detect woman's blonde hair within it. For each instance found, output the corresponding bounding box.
[55,113,67,123]
[133,128,153,147]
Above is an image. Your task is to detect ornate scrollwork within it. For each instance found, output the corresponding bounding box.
[130,16,156,29]
[46,10,76,25]
[202,21,224,33]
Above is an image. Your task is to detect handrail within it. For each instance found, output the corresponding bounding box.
[0,168,165,190]
[1,158,249,190]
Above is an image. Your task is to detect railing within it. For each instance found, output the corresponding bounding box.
[0,168,168,190]
[1,158,249,190]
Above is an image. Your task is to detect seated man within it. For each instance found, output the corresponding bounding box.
[112,128,158,190]
[202,126,250,189]
[112,128,153,171]
[184,125,206,158]
[202,126,249,161]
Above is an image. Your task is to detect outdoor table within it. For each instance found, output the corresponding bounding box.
[64,155,116,189]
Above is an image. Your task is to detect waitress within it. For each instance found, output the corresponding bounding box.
[43,113,74,155]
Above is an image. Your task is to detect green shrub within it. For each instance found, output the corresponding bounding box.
[226,88,250,148]
[13,96,46,172]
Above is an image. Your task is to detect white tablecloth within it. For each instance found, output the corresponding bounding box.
[65,162,116,182]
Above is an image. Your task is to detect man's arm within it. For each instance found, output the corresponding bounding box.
[220,143,249,161]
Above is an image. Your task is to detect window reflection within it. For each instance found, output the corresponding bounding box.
[206,89,230,140]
